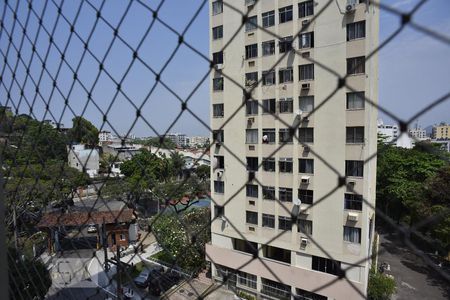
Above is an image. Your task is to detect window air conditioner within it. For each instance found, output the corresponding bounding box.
[217,171,223,178]
[302,20,309,26]
[301,176,310,184]
[215,64,224,70]
[347,212,359,222]
[300,238,308,249]
[303,146,310,152]
[346,3,356,13]
[247,117,255,127]
[301,83,310,90]
[248,171,256,181]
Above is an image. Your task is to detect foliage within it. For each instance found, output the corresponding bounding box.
[150,208,211,274]
[237,291,256,300]
[367,268,396,300]
[141,137,176,149]
[195,164,210,181]
[8,247,52,299]
[68,116,99,147]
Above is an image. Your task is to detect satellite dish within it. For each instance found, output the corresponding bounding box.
[294,198,301,206]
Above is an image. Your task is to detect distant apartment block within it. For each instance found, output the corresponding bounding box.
[408,127,428,141]
[189,136,210,147]
[99,130,113,143]
[68,144,100,178]
[432,123,450,140]
[167,133,188,147]
[377,119,398,143]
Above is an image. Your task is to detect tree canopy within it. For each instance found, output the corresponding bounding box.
[68,116,99,147]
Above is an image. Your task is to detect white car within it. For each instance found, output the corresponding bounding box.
[87,224,97,233]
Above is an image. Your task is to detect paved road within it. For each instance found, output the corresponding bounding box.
[378,233,449,300]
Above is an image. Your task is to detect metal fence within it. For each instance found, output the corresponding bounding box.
[0,0,449,299]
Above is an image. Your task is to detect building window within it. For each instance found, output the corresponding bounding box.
[246,211,258,225]
[261,278,291,300]
[298,128,314,143]
[345,160,363,177]
[262,214,275,228]
[279,158,293,173]
[238,271,257,290]
[299,96,314,112]
[246,100,259,115]
[214,180,224,193]
[312,256,343,276]
[279,36,293,53]
[214,155,224,169]
[263,186,276,200]
[279,128,293,143]
[246,184,258,198]
[299,32,314,48]
[298,219,313,235]
[347,21,365,41]
[262,40,275,56]
[246,129,258,144]
[345,193,363,211]
[212,25,223,40]
[279,187,293,202]
[119,233,126,241]
[298,189,313,204]
[245,44,258,59]
[344,226,361,243]
[299,1,314,18]
[246,157,258,171]
[262,70,276,85]
[347,56,365,75]
[213,104,224,118]
[213,130,224,144]
[245,72,258,87]
[214,205,224,218]
[279,98,293,113]
[299,64,314,81]
[262,99,276,114]
[212,51,223,65]
[262,10,275,28]
[245,15,257,32]
[279,68,293,83]
[212,0,223,15]
[346,92,365,110]
[279,6,293,23]
[346,126,364,143]
[233,239,258,255]
[296,288,327,300]
[299,159,314,174]
[213,77,224,91]
[278,216,292,230]
[263,157,276,172]
[262,128,276,143]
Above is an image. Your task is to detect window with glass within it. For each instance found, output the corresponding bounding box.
[344,226,361,243]
[279,188,293,202]
[347,56,365,75]
[214,180,224,193]
[299,64,314,81]
[299,159,314,174]
[263,246,291,264]
[345,193,363,211]
[346,126,364,143]
[262,128,276,143]
[213,51,223,65]
[262,157,276,172]
[299,32,314,48]
[262,70,276,85]
[298,219,313,235]
[214,205,224,218]
[246,129,258,144]
[279,98,293,113]
[299,1,314,18]
[279,36,293,53]
[233,239,258,255]
[212,25,223,40]
[212,0,223,15]
[347,21,365,41]
[261,278,291,300]
[213,77,224,91]
[296,288,327,300]
[312,256,343,276]
[279,128,293,143]
[298,128,314,143]
[279,158,293,173]
[246,184,258,198]
[245,72,258,87]
[246,211,258,225]
[263,186,276,200]
[299,96,314,112]
[262,10,275,28]
[345,160,364,177]
[246,157,259,172]
[298,189,313,204]
[213,104,224,118]
[346,92,365,110]
[279,6,293,23]
[278,216,292,230]
[262,214,275,228]
[262,40,275,56]
[237,271,257,289]
[279,68,293,83]
[213,130,224,143]
[262,99,276,113]
[245,16,257,32]
[245,44,258,59]
[246,100,259,115]
[214,155,224,169]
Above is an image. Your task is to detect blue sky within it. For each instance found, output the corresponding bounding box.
[0,0,449,136]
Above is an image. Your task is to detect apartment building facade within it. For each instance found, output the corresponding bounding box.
[432,123,450,140]
[207,1,378,299]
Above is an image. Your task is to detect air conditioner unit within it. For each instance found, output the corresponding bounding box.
[301,51,310,58]
[301,176,310,184]
[247,117,255,125]
[302,20,309,26]
[248,171,256,181]
[303,146,310,152]
[215,141,222,147]
[302,116,309,122]
[300,238,308,249]
[346,3,356,13]
[347,212,359,222]
[217,171,223,178]
[215,64,224,70]
[248,145,255,150]
[348,180,356,186]
[301,83,310,90]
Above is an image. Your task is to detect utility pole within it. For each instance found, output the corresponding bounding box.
[116,244,122,300]
[102,218,109,272]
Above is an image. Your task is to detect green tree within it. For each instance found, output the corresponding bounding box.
[144,137,176,149]
[195,164,210,182]
[69,116,99,147]
[367,268,396,300]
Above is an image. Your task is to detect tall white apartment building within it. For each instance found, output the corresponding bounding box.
[377,119,398,143]
[207,1,378,299]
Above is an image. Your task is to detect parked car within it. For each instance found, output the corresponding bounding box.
[87,224,97,233]
[133,268,162,288]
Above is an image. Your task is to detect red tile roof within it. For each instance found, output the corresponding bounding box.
[37,209,135,228]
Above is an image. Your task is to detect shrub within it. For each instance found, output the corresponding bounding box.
[367,268,396,300]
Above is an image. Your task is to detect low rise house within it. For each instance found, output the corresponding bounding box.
[68,144,100,178]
